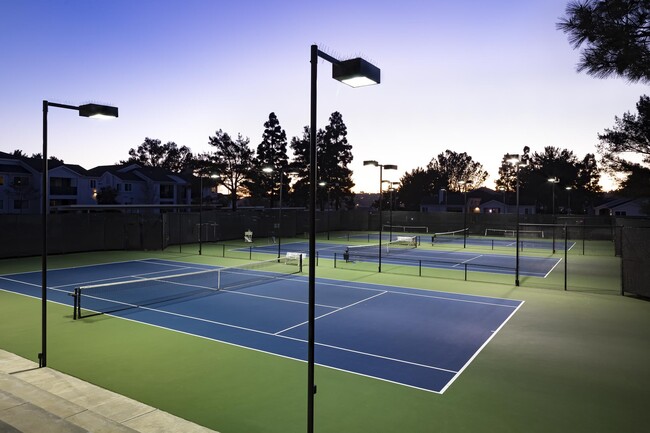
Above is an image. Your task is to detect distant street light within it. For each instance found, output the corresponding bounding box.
[41,101,118,367]
[504,153,526,286]
[458,179,473,248]
[548,177,560,217]
[363,160,397,272]
[308,44,380,433]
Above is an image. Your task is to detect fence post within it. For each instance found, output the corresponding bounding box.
[564,224,569,292]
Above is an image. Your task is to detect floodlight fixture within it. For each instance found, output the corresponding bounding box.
[332,57,381,87]
[78,103,119,119]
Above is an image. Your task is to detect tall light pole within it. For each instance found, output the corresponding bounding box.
[548,177,559,217]
[387,181,399,241]
[363,160,397,272]
[42,101,118,367]
[197,172,219,255]
[264,166,286,258]
[458,179,473,248]
[565,186,572,215]
[309,45,380,433]
[505,153,525,287]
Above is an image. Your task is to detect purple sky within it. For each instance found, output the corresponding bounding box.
[0,0,646,192]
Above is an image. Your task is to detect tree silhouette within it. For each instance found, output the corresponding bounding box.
[427,150,488,192]
[248,112,289,207]
[557,0,650,83]
[121,138,194,173]
[207,130,254,210]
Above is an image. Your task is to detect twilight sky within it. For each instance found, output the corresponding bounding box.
[0,0,646,192]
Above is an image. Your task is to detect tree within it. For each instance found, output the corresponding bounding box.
[288,126,313,207]
[207,130,254,210]
[11,149,27,157]
[319,112,355,209]
[96,186,118,204]
[496,146,531,193]
[597,95,650,174]
[427,150,488,192]
[397,167,436,210]
[289,112,356,210]
[618,164,650,196]
[121,138,194,173]
[516,146,602,214]
[557,0,650,83]
[249,112,289,207]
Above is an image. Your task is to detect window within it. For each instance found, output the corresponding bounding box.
[124,183,132,192]
[13,176,29,187]
[13,199,28,210]
[614,210,627,216]
[0,175,4,186]
[160,184,174,199]
[0,199,3,209]
[90,179,96,188]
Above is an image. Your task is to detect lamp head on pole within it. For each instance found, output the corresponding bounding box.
[332,58,381,87]
[263,166,274,174]
[363,160,379,167]
[78,103,119,119]
[383,164,397,170]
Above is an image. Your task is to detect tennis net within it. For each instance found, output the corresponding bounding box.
[345,236,417,260]
[382,224,429,233]
[431,228,468,244]
[72,257,302,319]
[484,228,545,238]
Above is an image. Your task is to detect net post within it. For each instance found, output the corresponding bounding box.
[249,246,252,260]
[334,253,337,268]
[299,253,303,273]
[464,263,468,281]
[222,244,226,257]
[72,288,79,320]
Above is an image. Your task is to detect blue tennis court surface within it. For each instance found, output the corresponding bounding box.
[0,258,524,393]
[258,241,560,277]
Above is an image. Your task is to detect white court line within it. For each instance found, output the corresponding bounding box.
[452,255,483,268]
[544,258,563,278]
[275,290,387,335]
[440,300,525,393]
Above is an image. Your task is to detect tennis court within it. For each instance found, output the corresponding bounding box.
[253,241,560,277]
[0,258,523,393]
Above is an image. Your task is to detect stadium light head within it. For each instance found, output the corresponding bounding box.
[506,153,520,164]
[548,177,559,183]
[332,58,381,88]
[363,160,379,167]
[262,166,274,173]
[78,103,119,119]
[384,164,398,170]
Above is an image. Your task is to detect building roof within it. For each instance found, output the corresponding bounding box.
[0,164,31,174]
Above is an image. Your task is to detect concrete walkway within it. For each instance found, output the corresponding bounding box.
[0,349,219,433]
